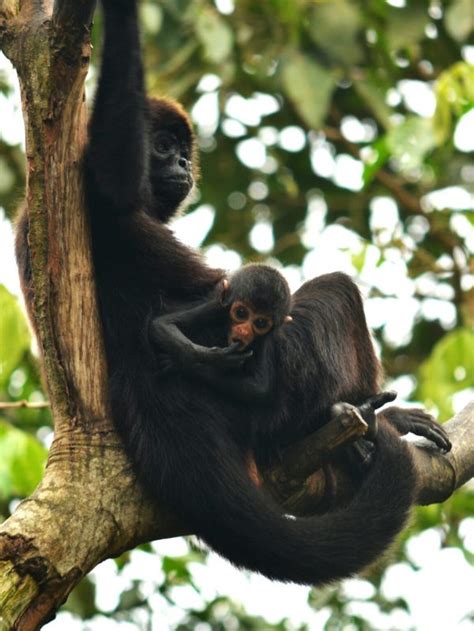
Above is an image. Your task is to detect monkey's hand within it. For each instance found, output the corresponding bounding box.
[381,405,451,452]
[332,393,396,474]
[359,391,451,452]
[192,342,253,372]
[329,401,381,474]
[357,390,397,440]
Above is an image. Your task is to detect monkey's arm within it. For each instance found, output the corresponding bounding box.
[84,0,149,214]
[196,349,275,404]
[150,305,274,402]
[150,302,251,372]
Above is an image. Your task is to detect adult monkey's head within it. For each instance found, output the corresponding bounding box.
[147,97,198,223]
[222,264,293,350]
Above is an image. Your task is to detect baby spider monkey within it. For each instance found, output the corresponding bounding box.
[150,264,450,465]
[151,264,292,404]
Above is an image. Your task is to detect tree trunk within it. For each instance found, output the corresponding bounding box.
[0,2,473,628]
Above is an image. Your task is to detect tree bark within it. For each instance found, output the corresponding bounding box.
[0,3,473,629]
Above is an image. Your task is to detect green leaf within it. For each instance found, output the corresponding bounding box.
[353,79,393,130]
[140,2,163,35]
[196,8,233,64]
[0,285,31,388]
[386,116,436,172]
[386,7,429,51]
[0,157,15,194]
[462,210,474,227]
[280,53,336,129]
[351,244,374,274]
[445,0,474,42]
[0,72,12,96]
[0,420,47,499]
[433,62,474,143]
[307,1,363,65]
[162,556,193,584]
[417,328,474,421]
[362,136,390,186]
[162,552,204,587]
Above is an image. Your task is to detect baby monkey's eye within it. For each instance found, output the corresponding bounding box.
[254,318,272,334]
[235,306,249,320]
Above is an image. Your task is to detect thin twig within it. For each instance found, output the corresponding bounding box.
[0,400,50,409]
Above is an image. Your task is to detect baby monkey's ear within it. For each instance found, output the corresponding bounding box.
[220,278,230,305]
[284,315,293,324]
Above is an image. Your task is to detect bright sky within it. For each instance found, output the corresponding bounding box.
[1,50,474,630]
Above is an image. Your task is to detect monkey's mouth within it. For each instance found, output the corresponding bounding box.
[229,339,248,352]
[168,176,192,185]
[153,175,192,191]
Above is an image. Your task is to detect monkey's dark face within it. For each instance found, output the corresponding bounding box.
[150,129,194,213]
[228,301,274,349]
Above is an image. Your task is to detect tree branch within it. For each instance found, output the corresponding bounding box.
[0,400,50,409]
[416,401,474,502]
[263,401,473,515]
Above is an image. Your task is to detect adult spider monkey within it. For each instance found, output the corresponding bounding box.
[15,0,450,586]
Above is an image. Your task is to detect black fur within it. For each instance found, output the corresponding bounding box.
[267,273,383,449]
[15,0,435,587]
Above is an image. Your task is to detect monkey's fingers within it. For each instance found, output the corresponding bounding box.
[382,406,451,452]
[223,343,253,361]
[390,408,451,452]
[409,419,452,452]
[201,345,253,368]
[368,390,397,410]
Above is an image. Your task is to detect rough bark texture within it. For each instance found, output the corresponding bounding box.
[0,2,473,629]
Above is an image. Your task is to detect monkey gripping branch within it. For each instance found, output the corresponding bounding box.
[0,0,473,628]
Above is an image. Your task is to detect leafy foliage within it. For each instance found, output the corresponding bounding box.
[0,419,46,499]
[418,328,474,420]
[0,286,50,518]
[0,0,473,628]
[0,285,29,387]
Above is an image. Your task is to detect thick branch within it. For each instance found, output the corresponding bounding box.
[263,401,473,514]
[0,0,18,22]
[416,401,474,503]
[273,404,369,483]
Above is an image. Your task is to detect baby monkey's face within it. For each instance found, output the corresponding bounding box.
[227,301,274,349]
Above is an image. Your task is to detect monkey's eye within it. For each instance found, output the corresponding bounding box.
[157,140,172,152]
[232,304,249,321]
[254,318,272,334]
[153,133,176,157]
